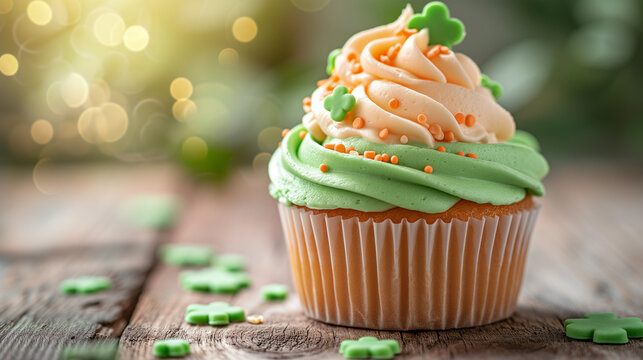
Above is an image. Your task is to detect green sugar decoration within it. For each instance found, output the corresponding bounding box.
[213,253,246,272]
[327,48,341,75]
[60,276,112,295]
[159,244,213,266]
[152,339,191,358]
[407,1,465,48]
[184,301,246,326]
[565,313,643,344]
[480,74,503,99]
[60,340,118,360]
[261,284,288,301]
[323,85,356,122]
[180,267,250,294]
[340,337,401,359]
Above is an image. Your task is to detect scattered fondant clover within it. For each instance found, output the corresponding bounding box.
[123,194,180,229]
[407,1,465,48]
[180,267,250,294]
[60,276,112,294]
[213,253,246,272]
[340,337,401,359]
[323,85,356,122]
[153,339,191,358]
[564,313,643,344]
[184,301,246,326]
[159,244,213,266]
[60,340,118,360]
[261,284,288,301]
[327,48,341,75]
[480,74,503,99]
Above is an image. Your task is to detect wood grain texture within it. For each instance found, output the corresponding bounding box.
[0,164,183,360]
[120,164,643,359]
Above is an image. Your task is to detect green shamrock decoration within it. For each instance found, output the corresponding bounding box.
[327,48,341,75]
[60,340,118,360]
[323,85,356,121]
[159,244,213,266]
[213,253,246,272]
[180,267,250,294]
[184,301,246,326]
[480,74,503,99]
[340,337,400,359]
[60,276,112,294]
[407,1,465,48]
[261,284,288,301]
[565,313,643,344]
[153,339,191,358]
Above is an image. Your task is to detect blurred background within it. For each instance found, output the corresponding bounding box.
[1,0,642,184]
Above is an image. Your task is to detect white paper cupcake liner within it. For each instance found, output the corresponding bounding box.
[278,203,540,330]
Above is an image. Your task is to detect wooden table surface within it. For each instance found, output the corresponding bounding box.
[0,162,641,359]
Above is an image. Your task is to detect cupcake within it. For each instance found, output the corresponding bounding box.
[269,2,548,330]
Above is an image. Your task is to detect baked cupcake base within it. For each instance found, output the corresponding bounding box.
[278,196,539,330]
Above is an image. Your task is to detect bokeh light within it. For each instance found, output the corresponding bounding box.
[93,12,126,47]
[218,48,239,65]
[60,73,89,108]
[0,53,19,76]
[182,136,208,160]
[170,77,193,100]
[257,126,282,152]
[27,1,52,26]
[30,119,54,145]
[172,99,197,122]
[77,102,128,143]
[232,17,257,43]
[0,0,13,14]
[32,158,57,195]
[123,25,149,52]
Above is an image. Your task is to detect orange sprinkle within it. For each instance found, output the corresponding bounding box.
[417,113,427,125]
[379,55,391,64]
[281,129,289,138]
[374,154,382,161]
[426,46,440,58]
[424,165,433,174]
[456,151,465,156]
[302,97,311,106]
[364,151,376,159]
[455,113,465,124]
[388,98,400,109]
[382,153,390,163]
[319,164,328,173]
[444,130,455,142]
[440,45,450,54]
[324,143,336,150]
[397,27,418,37]
[299,130,306,139]
[437,146,446,152]
[346,146,356,153]
[465,114,476,127]
[347,53,357,61]
[335,143,346,153]
[466,153,478,159]
[428,123,442,135]
[391,155,399,164]
[387,43,402,59]
[353,117,365,129]
[379,128,389,140]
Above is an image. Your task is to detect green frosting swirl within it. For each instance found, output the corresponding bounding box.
[269,125,548,213]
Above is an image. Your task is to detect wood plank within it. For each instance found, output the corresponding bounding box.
[120,163,643,359]
[0,164,184,360]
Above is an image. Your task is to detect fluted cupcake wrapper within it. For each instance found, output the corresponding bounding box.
[278,203,540,330]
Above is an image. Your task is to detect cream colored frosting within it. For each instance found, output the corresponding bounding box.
[304,5,515,147]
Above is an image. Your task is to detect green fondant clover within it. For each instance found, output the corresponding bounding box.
[261,284,288,301]
[323,85,356,121]
[480,74,503,99]
[153,339,191,358]
[327,48,341,75]
[340,337,400,359]
[184,301,246,326]
[213,253,246,272]
[407,1,465,48]
[565,313,643,344]
[180,267,250,294]
[60,340,118,360]
[60,276,112,294]
[159,244,213,266]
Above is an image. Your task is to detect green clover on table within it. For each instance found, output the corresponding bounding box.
[60,276,112,294]
[180,267,250,294]
[565,313,643,344]
[340,337,400,359]
[407,1,465,48]
[323,85,356,122]
[153,339,191,358]
[159,244,213,267]
[184,301,246,326]
[327,48,341,75]
[60,340,118,360]
[213,253,246,272]
[480,74,503,99]
[261,283,288,301]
